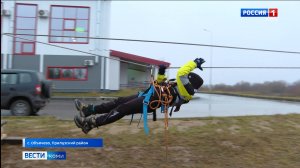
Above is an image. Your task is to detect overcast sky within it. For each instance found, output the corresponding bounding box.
[109,1,300,85]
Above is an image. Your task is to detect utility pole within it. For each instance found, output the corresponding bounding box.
[203,28,213,92]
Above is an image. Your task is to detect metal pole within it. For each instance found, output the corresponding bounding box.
[203,29,213,91]
[203,29,213,115]
[209,31,213,91]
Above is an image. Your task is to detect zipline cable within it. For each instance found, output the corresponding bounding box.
[3,33,300,55]
[3,33,300,70]
[3,33,152,68]
[169,66,300,69]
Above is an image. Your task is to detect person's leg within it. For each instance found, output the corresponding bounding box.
[74,95,137,117]
[74,96,144,134]
[94,95,138,114]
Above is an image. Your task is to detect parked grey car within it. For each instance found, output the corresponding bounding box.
[1,69,52,116]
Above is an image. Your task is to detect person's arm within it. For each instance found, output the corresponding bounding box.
[176,58,205,101]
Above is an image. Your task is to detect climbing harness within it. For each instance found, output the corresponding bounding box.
[127,78,177,160]
[131,80,173,135]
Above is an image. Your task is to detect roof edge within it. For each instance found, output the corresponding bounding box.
[110,50,170,67]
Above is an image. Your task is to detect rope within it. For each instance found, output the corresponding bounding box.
[146,80,173,160]
[163,94,169,161]
[148,81,173,111]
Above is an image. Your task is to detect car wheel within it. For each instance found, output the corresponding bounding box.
[10,100,32,116]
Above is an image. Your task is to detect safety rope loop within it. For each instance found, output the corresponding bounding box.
[149,82,162,110]
[148,82,174,111]
[139,79,174,135]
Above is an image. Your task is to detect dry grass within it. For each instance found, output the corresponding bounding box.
[1,114,300,168]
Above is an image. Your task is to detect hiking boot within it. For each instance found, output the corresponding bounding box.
[74,99,94,117]
[74,115,97,134]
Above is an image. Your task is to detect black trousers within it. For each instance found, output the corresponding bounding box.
[92,85,177,127]
[93,94,145,126]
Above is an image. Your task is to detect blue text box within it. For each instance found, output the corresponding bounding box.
[47,151,66,160]
[241,8,268,17]
[23,138,103,148]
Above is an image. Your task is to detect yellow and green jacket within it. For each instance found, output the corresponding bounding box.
[156,61,197,101]
[176,61,197,101]
[156,74,167,83]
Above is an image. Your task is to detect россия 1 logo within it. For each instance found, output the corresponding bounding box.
[241,8,278,17]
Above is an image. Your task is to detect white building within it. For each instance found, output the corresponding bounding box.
[1,0,170,92]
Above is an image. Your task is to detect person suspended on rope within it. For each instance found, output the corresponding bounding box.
[74,58,205,134]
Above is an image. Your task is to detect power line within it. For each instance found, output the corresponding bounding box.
[169,66,300,69]
[3,33,300,55]
[3,33,152,68]
[100,38,300,55]
[3,33,300,70]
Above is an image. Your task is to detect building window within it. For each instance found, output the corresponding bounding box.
[49,5,90,43]
[47,67,88,81]
[13,3,37,55]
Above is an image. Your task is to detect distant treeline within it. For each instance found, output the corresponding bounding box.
[201,80,300,97]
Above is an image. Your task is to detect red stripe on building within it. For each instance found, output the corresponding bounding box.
[110,50,170,67]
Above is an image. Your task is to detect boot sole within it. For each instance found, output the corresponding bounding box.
[74,99,86,117]
[74,116,81,128]
[74,116,90,134]
[74,99,81,111]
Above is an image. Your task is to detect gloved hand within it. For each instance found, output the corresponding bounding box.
[158,64,167,75]
[194,58,205,71]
